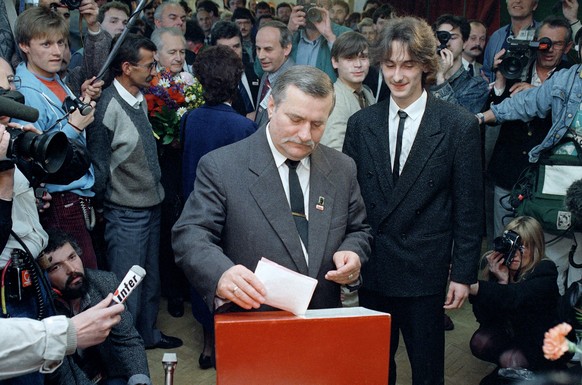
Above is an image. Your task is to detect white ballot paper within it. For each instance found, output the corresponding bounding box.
[254,257,318,315]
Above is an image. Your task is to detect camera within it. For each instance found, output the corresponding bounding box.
[498,37,552,80]
[297,0,323,24]
[436,31,451,54]
[0,90,68,174]
[60,0,82,10]
[7,128,68,174]
[493,230,523,266]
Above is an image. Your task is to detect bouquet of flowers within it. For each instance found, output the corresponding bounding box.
[144,70,204,145]
[542,322,582,360]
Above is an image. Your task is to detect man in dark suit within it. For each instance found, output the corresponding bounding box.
[343,17,483,385]
[210,21,260,119]
[172,65,371,312]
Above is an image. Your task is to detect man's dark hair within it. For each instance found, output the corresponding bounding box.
[231,7,255,24]
[433,14,470,42]
[331,31,368,60]
[179,0,192,15]
[110,33,157,77]
[197,0,219,17]
[276,2,291,12]
[538,15,573,43]
[210,21,242,45]
[372,4,395,24]
[98,1,130,23]
[256,1,271,13]
[193,45,243,105]
[185,19,206,44]
[42,228,83,263]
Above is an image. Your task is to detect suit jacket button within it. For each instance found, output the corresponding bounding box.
[401,233,407,240]
[428,180,434,187]
[415,210,421,215]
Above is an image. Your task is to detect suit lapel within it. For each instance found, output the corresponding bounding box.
[248,128,309,275]
[306,147,335,278]
[363,99,394,202]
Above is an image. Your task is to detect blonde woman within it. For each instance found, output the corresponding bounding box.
[469,216,565,379]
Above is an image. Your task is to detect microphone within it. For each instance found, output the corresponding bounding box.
[111,265,146,305]
[566,179,582,230]
[0,92,39,122]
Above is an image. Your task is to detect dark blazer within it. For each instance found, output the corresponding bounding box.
[343,93,483,297]
[232,62,260,116]
[181,103,257,199]
[173,127,372,311]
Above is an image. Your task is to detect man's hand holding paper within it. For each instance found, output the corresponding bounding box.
[216,265,267,310]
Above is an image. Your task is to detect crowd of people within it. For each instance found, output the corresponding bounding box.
[2,0,582,384]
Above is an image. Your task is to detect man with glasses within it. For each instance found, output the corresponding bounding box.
[87,34,182,350]
[480,15,575,294]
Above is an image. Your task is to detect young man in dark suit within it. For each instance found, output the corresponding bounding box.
[343,17,483,385]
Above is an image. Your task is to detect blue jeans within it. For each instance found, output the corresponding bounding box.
[104,205,162,346]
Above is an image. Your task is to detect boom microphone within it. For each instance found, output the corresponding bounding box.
[111,265,146,305]
[0,92,39,122]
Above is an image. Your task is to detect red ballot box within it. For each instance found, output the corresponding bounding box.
[215,307,391,384]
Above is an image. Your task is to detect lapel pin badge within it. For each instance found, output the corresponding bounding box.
[316,196,325,211]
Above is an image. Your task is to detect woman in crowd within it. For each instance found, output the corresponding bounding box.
[469,216,565,382]
[180,45,257,369]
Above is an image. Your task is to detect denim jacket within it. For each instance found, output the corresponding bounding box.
[491,64,582,163]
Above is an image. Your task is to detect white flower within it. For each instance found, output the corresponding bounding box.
[185,96,192,103]
[177,107,188,117]
[180,72,195,86]
[158,78,171,88]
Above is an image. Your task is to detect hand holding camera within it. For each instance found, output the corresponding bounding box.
[485,252,510,284]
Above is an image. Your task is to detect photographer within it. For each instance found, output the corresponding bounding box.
[480,16,578,294]
[284,0,351,81]
[469,216,564,382]
[12,6,99,270]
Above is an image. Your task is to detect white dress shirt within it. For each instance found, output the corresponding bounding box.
[389,91,427,175]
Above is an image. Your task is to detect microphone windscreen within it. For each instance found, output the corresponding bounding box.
[129,265,146,278]
[0,94,39,122]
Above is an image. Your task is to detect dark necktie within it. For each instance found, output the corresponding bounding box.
[259,77,271,103]
[238,82,253,113]
[468,63,474,76]
[393,110,408,184]
[355,89,368,109]
[286,159,308,248]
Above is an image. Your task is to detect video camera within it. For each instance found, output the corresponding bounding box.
[493,230,523,266]
[0,90,68,174]
[498,37,552,80]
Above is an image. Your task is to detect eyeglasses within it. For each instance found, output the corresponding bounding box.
[131,61,157,71]
[7,75,20,89]
[551,40,567,49]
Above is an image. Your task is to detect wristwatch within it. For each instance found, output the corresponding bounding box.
[475,112,485,125]
[345,276,363,292]
[0,159,15,172]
